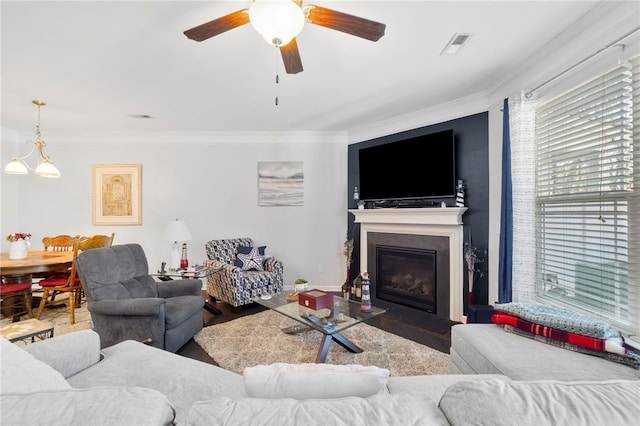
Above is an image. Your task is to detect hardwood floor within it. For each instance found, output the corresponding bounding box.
[176,292,455,365]
[176,296,265,365]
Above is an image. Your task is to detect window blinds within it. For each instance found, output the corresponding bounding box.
[535,56,638,332]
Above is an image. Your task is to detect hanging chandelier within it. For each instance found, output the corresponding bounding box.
[4,100,61,178]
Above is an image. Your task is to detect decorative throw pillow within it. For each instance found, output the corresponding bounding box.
[0,337,71,395]
[243,363,390,399]
[235,246,266,271]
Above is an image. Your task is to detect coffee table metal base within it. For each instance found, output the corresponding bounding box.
[317,333,363,363]
[281,323,363,363]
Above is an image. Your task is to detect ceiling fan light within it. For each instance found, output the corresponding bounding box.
[35,160,61,178]
[249,0,305,47]
[4,159,28,175]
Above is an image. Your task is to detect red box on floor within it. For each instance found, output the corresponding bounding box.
[298,289,333,310]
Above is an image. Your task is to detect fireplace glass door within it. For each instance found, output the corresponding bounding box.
[375,246,436,313]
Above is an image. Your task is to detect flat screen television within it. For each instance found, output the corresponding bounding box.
[358,129,456,201]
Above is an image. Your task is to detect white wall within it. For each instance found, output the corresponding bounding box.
[1,130,349,291]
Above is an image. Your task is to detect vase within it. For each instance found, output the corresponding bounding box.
[9,240,30,260]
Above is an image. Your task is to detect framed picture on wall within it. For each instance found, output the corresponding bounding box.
[92,164,142,225]
[258,161,304,206]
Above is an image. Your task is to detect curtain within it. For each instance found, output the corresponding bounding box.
[498,98,513,303]
[509,92,538,302]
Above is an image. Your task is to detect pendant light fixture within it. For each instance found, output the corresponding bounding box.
[4,100,61,178]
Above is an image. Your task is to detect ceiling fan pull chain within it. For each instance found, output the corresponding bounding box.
[275,46,280,106]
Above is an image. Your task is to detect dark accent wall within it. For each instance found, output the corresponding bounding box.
[347,112,490,309]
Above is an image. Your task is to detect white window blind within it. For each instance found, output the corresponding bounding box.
[535,55,639,333]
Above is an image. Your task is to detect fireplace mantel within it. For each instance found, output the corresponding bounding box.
[349,207,467,226]
[350,207,467,322]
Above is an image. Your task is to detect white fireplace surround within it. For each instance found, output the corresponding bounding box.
[350,207,467,322]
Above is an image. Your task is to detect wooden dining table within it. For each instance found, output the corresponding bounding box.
[1,250,74,322]
[1,250,74,280]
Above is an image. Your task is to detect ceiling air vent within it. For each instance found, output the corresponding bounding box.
[440,33,471,56]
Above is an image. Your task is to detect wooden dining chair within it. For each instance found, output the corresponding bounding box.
[37,234,77,300]
[42,235,76,252]
[0,277,34,323]
[36,233,115,324]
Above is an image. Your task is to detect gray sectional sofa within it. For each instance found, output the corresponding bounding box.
[2,327,639,425]
[450,323,640,381]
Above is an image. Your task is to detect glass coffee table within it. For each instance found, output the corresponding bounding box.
[255,292,386,363]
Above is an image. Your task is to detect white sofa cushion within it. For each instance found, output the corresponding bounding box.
[67,339,246,426]
[439,379,640,426]
[243,363,389,399]
[187,393,448,426]
[0,337,71,395]
[0,386,175,426]
[387,373,511,402]
[21,329,101,378]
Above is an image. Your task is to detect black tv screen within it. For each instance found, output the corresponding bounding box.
[358,129,456,201]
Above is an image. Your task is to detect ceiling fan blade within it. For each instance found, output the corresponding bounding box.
[305,5,386,42]
[183,9,250,42]
[280,38,303,74]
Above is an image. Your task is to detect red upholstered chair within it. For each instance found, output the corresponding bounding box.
[0,278,34,322]
[36,233,114,324]
[35,234,77,300]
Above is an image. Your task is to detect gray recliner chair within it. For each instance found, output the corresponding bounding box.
[75,243,204,352]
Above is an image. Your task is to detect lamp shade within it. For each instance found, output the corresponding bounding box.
[162,219,193,242]
[35,160,61,178]
[4,160,28,175]
[249,0,305,47]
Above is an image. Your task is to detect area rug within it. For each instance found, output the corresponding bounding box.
[1,296,92,341]
[195,310,450,376]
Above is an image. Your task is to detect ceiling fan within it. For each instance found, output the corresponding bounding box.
[183,0,386,74]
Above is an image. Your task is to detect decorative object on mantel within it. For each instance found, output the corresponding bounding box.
[6,233,32,260]
[464,236,485,311]
[353,186,365,209]
[456,179,465,207]
[4,100,61,178]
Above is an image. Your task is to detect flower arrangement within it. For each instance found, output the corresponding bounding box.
[6,233,31,242]
[464,241,484,305]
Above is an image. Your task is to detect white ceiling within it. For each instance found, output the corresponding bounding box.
[0,1,611,134]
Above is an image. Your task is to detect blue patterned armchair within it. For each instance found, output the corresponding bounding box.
[204,238,284,309]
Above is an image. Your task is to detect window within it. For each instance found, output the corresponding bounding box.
[535,55,639,333]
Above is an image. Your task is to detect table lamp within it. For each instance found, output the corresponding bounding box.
[162,218,193,270]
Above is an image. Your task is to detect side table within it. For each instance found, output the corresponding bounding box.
[0,318,54,344]
[151,267,221,315]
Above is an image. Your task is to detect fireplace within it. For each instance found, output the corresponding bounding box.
[368,232,450,318]
[350,207,466,322]
[376,246,437,312]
